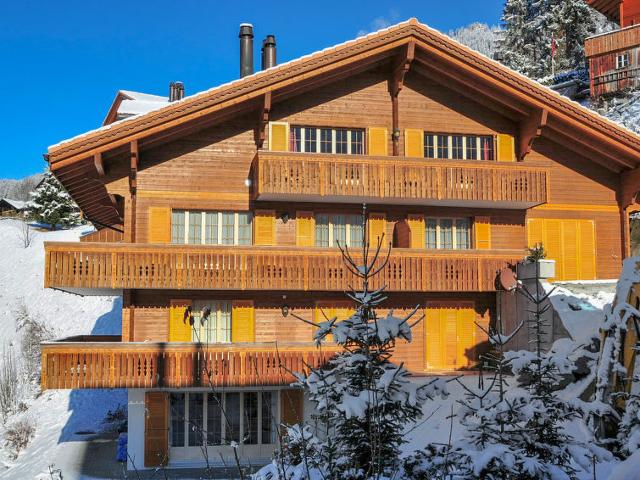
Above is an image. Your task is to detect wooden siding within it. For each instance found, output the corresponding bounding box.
[44,241,522,293]
[80,227,124,243]
[585,25,640,57]
[41,341,338,390]
[255,151,548,207]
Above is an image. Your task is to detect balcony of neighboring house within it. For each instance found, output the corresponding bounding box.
[252,150,549,209]
[40,336,338,390]
[43,242,523,295]
[586,24,640,96]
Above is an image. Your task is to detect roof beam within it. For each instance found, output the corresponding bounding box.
[621,166,640,208]
[518,108,548,161]
[389,41,415,156]
[129,140,138,195]
[94,152,105,177]
[255,91,272,149]
[543,128,624,173]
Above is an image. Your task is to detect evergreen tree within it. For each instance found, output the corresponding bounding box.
[26,171,81,230]
[256,207,447,480]
[498,0,531,74]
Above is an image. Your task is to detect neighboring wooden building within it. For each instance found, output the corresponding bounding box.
[586,0,640,96]
[40,19,640,469]
[0,198,27,217]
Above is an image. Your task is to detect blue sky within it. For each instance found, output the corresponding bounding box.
[0,0,504,179]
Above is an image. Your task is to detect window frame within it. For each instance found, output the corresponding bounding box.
[423,133,495,161]
[314,213,364,248]
[616,52,630,69]
[289,126,366,155]
[172,210,253,246]
[169,390,279,449]
[191,300,232,344]
[424,217,472,250]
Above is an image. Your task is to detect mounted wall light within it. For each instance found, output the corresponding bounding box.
[281,294,289,317]
[280,212,290,224]
[392,129,400,140]
[244,178,252,187]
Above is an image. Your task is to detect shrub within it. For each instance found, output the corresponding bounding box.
[4,417,35,459]
[0,347,20,422]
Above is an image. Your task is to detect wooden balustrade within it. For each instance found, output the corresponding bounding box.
[44,242,522,293]
[255,151,548,207]
[585,25,640,57]
[41,340,338,390]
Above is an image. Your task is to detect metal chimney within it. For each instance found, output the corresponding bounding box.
[169,81,185,102]
[239,23,254,78]
[261,35,277,70]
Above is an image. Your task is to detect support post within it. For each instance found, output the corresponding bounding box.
[126,140,138,243]
[388,41,415,156]
[256,91,272,149]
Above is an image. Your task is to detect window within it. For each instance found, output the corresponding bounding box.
[170,392,277,448]
[315,213,365,247]
[424,218,471,250]
[423,133,495,160]
[617,53,630,69]
[172,211,253,245]
[451,135,463,160]
[192,301,232,343]
[289,126,365,154]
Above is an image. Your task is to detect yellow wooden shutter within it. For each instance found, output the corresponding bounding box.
[456,307,476,368]
[497,134,515,162]
[425,307,443,370]
[545,219,563,281]
[578,220,596,280]
[269,122,289,152]
[169,299,192,342]
[404,129,424,158]
[368,212,387,246]
[144,392,169,467]
[443,308,458,369]
[148,207,171,243]
[280,389,304,426]
[527,218,544,247]
[407,214,425,249]
[254,210,275,245]
[562,220,579,281]
[367,127,388,156]
[474,216,491,250]
[296,211,315,247]
[232,301,255,342]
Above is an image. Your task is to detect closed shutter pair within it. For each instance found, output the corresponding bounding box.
[425,304,476,370]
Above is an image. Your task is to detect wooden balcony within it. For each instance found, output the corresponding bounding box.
[44,242,522,295]
[585,24,640,58]
[254,151,549,209]
[41,337,338,390]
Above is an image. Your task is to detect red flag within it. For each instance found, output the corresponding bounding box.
[551,36,556,58]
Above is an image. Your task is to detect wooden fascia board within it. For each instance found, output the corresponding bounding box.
[543,128,625,173]
[411,34,640,160]
[518,108,548,161]
[47,36,412,167]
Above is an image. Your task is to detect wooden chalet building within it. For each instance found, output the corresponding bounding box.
[41,19,640,470]
[586,0,640,96]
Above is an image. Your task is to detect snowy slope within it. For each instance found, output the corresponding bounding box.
[0,219,125,478]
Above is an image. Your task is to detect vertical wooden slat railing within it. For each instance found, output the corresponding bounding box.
[40,342,340,390]
[44,243,522,293]
[256,151,548,205]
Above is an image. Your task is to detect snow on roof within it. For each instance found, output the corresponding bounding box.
[1,198,27,210]
[48,18,640,152]
[116,90,169,117]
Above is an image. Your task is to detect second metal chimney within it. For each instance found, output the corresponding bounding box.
[261,35,277,70]
[239,23,254,78]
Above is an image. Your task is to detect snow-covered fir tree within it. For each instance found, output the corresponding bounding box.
[256,208,447,480]
[26,171,81,230]
[497,0,531,75]
[448,23,501,59]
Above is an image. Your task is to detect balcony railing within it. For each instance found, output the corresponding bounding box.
[41,337,338,390]
[44,242,522,294]
[254,151,549,208]
[585,24,640,57]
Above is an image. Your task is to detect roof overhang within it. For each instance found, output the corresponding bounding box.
[587,0,621,23]
[46,19,640,228]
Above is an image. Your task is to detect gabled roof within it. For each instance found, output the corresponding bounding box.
[0,198,27,210]
[103,90,169,126]
[46,18,640,227]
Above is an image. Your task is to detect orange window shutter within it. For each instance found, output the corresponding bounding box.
[443,308,458,369]
[544,219,563,281]
[456,307,476,368]
[368,213,387,247]
[232,301,255,342]
[474,216,491,250]
[144,392,169,467]
[562,220,579,281]
[578,220,596,280]
[280,389,304,426]
[148,207,171,243]
[425,307,443,370]
[169,299,192,342]
[254,210,276,245]
[367,127,388,156]
[407,214,425,249]
[497,134,515,162]
[527,218,544,248]
[269,122,289,152]
[296,211,315,247]
[404,129,424,158]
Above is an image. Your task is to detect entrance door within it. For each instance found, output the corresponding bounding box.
[425,304,476,370]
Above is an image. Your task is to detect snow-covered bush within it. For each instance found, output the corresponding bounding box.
[16,303,54,384]
[0,346,20,422]
[26,171,81,230]
[256,214,446,480]
[3,416,35,460]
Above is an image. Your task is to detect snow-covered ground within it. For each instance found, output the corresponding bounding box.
[0,219,125,479]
